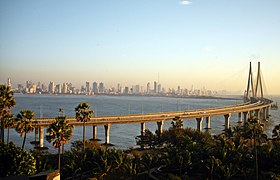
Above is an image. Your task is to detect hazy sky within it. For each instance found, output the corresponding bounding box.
[0,0,279,94]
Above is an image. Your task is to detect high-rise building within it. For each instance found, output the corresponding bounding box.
[42,83,48,92]
[177,86,181,95]
[18,84,24,93]
[99,82,104,93]
[62,83,68,94]
[26,80,32,93]
[86,81,90,94]
[93,82,98,94]
[117,83,121,94]
[133,85,140,94]
[124,87,129,94]
[154,81,157,94]
[56,84,62,94]
[147,82,150,94]
[31,83,37,93]
[49,81,55,94]
[7,78,11,87]
[158,84,162,94]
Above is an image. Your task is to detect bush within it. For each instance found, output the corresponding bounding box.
[0,141,36,177]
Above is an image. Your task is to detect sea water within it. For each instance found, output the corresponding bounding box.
[5,94,280,153]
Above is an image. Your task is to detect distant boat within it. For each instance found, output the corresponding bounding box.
[271,102,278,110]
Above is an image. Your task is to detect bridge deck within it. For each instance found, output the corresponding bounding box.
[31,99,272,127]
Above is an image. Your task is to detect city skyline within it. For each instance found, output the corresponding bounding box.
[1,1,280,95]
[8,78,221,96]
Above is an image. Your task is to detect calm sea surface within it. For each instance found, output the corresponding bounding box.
[6,94,280,153]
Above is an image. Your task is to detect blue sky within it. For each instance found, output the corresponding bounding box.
[0,0,280,94]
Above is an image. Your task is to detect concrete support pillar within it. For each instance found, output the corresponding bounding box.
[196,117,203,132]
[238,112,242,123]
[249,111,253,119]
[262,107,267,121]
[224,114,231,130]
[35,128,39,142]
[39,126,44,148]
[157,120,164,137]
[205,116,211,129]
[243,111,249,124]
[266,107,270,119]
[92,125,97,140]
[141,122,145,136]
[104,124,111,144]
[255,109,260,120]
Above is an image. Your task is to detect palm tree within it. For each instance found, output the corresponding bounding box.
[0,85,16,142]
[75,102,94,152]
[15,110,36,149]
[4,113,14,144]
[46,116,73,171]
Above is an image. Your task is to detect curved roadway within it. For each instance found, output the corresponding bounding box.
[34,98,273,127]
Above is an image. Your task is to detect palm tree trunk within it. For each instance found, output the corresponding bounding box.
[0,120,4,142]
[58,146,61,171]
[62,144,64,155]
[83,124,86,153]
[22,131,26,149]
[6,128,9,144]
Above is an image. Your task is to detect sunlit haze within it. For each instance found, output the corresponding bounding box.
[0,0,280,95]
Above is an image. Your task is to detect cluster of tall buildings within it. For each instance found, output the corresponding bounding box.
[8,78,218,97]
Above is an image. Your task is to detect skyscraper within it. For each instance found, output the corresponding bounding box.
[7,78,11,87]
[158,84,162,94]
[99,82,104,93]
[154,81,157,94]
[93,82,98,94]
[49,81,55,94]
[86,81,90,95]
[147,82,150,94]
[62,83,68,94]
[56,84,62,94]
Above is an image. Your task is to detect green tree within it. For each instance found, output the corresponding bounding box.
[4,113,14,144]
[15,110,36,149]
[0,141,36,176]
[46,116,73,171]
[0,85,16,142]
[75,102,94,152]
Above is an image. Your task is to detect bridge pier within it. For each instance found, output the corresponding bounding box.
[255,109,261,120]
[266,107,270,119]
[249,111,254,120]
[262,107,267,121]
[243,111,249,124]
[196,117,203,132]
[157,121,164,137]
[31,128,39,146]
[205,116,211,129]
[141,122,146,136]
[39,126,44,148]
[92,125,97,140]
[224,114,231,130]
[104,124,111,144]
[238,112,242,123]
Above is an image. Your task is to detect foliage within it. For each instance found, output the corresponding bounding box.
[15,110,36,149]
[0,141,36,177]
[31,149,54,173]
[46,116,73,171]
[46,116,73,149]
[0,85,16,142]
[61,140,136,179]
[133,117,280,179]
[75,102,94,151]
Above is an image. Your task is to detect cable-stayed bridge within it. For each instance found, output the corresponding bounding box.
[18,62,276,147]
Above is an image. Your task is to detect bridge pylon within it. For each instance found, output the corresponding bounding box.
[244,62,264,101]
